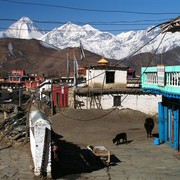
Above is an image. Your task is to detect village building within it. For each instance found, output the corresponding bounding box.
[25,75,45,92]
[142,65,180,151]
[59,66,86,88]
[52,85,69,113]
[0,69,46,104]
[59,73,74,87]
[8,69,29,83]
[71,58,161,115]
[37,79,69,114]
[0,81,24,103]
[0,69,45,92]
[86,58,128,89]
[38,79,52,101]
[25,81,41,91]
[140,17,180,152]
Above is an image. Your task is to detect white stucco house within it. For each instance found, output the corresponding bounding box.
[71,58,161,116]
[39,79,52,101]
[86,58,128,89]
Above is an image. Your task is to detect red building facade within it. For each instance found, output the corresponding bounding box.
[52,86,69,108]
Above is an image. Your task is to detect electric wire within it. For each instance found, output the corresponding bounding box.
[0,17,172,33]
[0,21,168,121]
[59,108,117,121]
[0,18,172,24]
[120,32,167,105]
[57,31,164,121]
[77,30,162,84]
[0,0,179,15]
[1,28,162,89]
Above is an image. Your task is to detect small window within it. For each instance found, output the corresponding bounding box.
[106,71,115,83]
[114,96,121,106]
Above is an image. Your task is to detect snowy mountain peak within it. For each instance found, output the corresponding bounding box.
[2,17,45,39]
[59,22,82,31]
[83,24,98,31]
[18,16,33,23]
[66,21,75,25]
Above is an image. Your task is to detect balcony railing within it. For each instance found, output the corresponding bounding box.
[141,65,180,97]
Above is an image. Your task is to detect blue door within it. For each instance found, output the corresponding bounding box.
[174,109,179,150]
[166,108,179,150]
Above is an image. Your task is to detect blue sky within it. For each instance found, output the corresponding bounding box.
[0,0,179,35]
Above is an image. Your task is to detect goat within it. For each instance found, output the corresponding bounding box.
[112,132,127,145]
[144,118,154,138]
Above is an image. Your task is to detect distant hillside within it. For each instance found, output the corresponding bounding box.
[0,38,179,77]
[0,38,102,77]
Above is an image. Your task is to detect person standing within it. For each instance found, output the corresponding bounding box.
[52,141,59,161]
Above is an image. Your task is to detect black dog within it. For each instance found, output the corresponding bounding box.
[112,133,127,145]
[144,118,154,138]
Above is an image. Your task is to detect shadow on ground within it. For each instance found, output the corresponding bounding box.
[51,131,120,179]
[115,140,134,146]
[152,133,159,138]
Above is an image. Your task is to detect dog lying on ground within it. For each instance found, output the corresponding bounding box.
[112,132,127,145]
[144,117,154,138]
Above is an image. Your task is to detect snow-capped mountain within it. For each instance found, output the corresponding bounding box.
[0,17,180,60]
[40,22,180,59]
[1,17,45,39]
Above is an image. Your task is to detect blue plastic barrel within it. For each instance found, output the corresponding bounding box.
[154,138,160,145]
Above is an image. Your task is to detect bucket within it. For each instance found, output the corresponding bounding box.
[154,138,160,145]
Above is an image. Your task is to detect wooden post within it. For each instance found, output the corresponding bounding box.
[19,88,21,107]
[3,111,7,120]
[74,90,76,109]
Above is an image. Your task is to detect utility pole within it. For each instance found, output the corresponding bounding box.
[73,49,78,109]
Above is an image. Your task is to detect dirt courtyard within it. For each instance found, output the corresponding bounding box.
[51,108,152,146]
[50,108,158,179]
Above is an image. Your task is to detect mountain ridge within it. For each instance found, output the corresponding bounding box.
[0,17,180,60]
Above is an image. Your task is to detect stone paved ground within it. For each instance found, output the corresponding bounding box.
[0,141,35,180]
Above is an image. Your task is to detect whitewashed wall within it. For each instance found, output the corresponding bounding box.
[39,79,52,100]
[30,126,35,165]
[116,94,161,115]
[29,111,51,177]
[86,69,127,88]
[34,124,51,177]
[75,94,162,116]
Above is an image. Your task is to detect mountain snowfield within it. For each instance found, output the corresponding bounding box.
[0,16,180,60]
[0,17,45,39]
